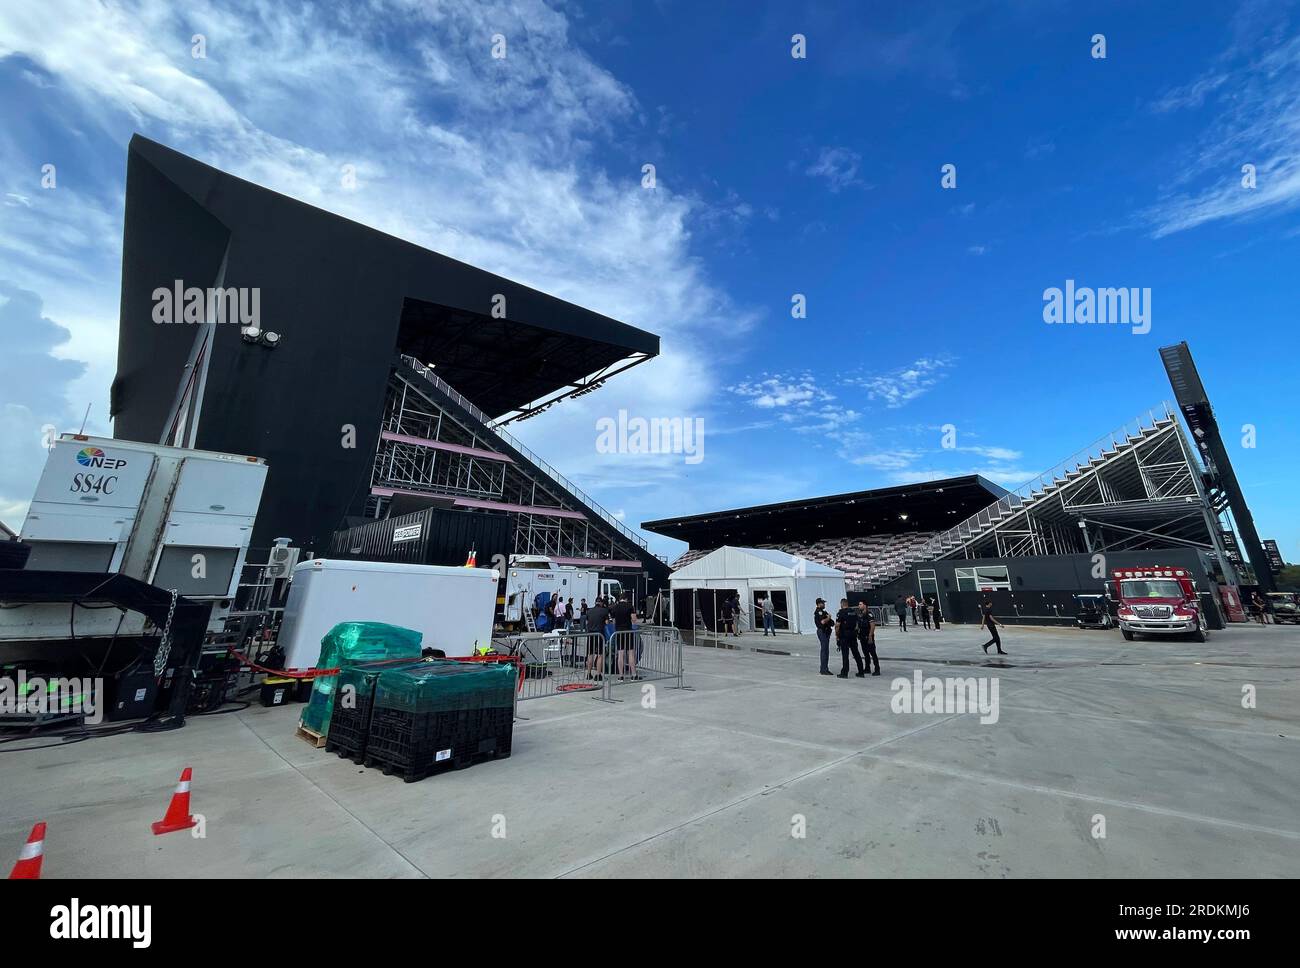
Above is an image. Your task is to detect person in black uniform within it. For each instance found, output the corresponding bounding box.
[980,599,1007,655]
[834,598,866,678]
[855,601,880,675]
[928,594,942,630]
[813,597,835,676]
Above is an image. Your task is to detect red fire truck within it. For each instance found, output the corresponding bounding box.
[1110,567,1208,642]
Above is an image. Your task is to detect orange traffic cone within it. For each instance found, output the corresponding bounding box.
[8,822,46,879]
[464,548,477,567]
[151,768,198,835]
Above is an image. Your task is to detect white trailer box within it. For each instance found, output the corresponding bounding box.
[22,434,266,592]
[278,559,500,670]
[504,564,600,625]
[11,434,267,640]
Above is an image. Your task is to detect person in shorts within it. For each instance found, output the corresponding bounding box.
[609,594,639,679]
[584,598,611,680]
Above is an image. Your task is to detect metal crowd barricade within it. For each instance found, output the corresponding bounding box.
[504,625,685,703]
[601,626,684,700]
[510,629,608,701]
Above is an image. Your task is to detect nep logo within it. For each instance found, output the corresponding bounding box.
[76,447,127,470]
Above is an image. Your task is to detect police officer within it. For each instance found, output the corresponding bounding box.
[813,597,834,676]
[834,598,866,678]
[856,601,880,676]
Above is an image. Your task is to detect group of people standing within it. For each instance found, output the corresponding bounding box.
[574,594,640,682]
[890,593,942,631]
[717,593,780,636]
[813,598,881,678]
[539,595,584,632]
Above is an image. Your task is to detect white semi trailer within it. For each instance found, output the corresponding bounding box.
[7,434,268,642]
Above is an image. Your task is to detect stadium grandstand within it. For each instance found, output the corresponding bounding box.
[647,376,1265,628]
[643,475,1008,588]
[110,135,669,595]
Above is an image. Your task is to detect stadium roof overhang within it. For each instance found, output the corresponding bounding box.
[642,475,1008,548]
[114,135,659,428]
[395,296,655,423]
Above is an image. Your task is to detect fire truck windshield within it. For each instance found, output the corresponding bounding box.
[1120,579,1184,599]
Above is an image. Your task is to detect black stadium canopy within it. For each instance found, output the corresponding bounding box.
[396,295,654,420]
[642,475,1007,548]
[113,134,658,432]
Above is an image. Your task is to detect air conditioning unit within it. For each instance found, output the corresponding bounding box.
[265,539,300,581]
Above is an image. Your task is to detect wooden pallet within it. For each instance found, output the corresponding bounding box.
[295,722,327,749]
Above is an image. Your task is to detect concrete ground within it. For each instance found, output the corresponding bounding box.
[2,622,1297,878]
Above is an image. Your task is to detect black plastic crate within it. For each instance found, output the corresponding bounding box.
[324,690,375,762]
[324,659,429,762]
[363,705,514,783]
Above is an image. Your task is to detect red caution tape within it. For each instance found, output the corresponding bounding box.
[228,649,340,679]
[230,649,524,692]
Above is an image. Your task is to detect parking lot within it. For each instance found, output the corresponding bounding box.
[3,622,1297,877]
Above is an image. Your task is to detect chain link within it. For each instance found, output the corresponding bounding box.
[153,588,179,678]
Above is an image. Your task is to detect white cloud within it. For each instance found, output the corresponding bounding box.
[957,445,1022,461]
[849,357,954,409]
[1142,33,1300,237]
[729,373,834,410]
[804,146,867,193]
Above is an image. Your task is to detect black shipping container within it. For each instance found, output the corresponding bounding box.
[329,506,510,569]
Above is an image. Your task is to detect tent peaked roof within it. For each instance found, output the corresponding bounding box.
[671,545,844,580]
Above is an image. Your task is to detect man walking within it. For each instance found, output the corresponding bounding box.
[981,599,1007,655]
[834,598,867,678]
[894,595,908,631]
[856,601,880,676]
[813,597,835,676]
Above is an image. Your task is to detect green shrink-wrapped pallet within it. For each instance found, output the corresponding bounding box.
[299,622,424,736]
[374,661,517,715]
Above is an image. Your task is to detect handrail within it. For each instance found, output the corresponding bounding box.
[396,355,653,555]
[876,403,1178,582]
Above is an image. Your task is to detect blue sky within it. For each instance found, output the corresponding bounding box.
[1,0,1297,567]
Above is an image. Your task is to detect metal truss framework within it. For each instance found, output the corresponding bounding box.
[366,360,651,569]
[871,404,1240,586]
[492,352,655,427]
